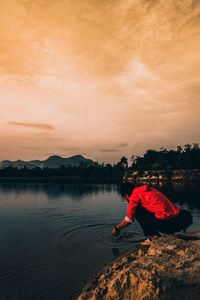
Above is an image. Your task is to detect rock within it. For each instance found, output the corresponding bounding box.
[137,249,144,257]
[77,233,200,300]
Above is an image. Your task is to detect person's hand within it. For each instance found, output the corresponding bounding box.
[112,227,120,236]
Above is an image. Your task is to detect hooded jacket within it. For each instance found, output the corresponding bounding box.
[125,185,180,223]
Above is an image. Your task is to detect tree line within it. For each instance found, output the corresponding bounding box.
[0,143,199,181]
[0,162,126,182]
[130,143,200,171]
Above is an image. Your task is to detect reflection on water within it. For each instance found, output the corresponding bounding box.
[1,181,199,206]
[0,182,115,200]
[156,182,200,210]
[0,182,199,300]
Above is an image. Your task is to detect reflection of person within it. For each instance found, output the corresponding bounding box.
[112,184,193,243]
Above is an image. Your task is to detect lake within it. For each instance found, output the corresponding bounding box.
[0,182,199,300]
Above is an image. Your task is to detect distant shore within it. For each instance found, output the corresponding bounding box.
[123,169,200,184]
[1,168,200,184]
[0,176,122,184]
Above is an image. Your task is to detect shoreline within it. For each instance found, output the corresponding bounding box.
[0,176,122,184]
[0,176,199,184]
[77,232,200,300]
[123,169,200,184]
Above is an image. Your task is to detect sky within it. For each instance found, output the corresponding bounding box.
[0,0,200,163]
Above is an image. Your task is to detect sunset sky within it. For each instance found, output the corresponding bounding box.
[0,0,200,163]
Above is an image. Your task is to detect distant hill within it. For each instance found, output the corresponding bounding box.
[0,155,96,169]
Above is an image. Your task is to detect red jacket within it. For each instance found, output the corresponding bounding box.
[125,185,180,222]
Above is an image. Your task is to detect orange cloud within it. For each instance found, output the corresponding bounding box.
[100,149,120,153]
[8,122,54,131]
[0,1,199,163]
[118,143,128,148]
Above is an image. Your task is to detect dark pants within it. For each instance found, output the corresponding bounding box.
[135,206,193,237]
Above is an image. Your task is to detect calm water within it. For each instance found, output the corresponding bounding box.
[0,182,199,300]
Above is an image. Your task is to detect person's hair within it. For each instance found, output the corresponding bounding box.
[120,182,135,197]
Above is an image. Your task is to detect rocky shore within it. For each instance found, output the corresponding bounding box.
[78,232,200,300]
[123,169,200,183]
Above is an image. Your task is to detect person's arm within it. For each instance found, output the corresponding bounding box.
[112,190,140,236]
[124,193,130,202]
[112,219,131,236]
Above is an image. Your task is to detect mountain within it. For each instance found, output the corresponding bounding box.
[0,155,95,169]
[41,155,95,168]
[0,160,36,169]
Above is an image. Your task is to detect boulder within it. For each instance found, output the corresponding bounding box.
[78,233,200,300]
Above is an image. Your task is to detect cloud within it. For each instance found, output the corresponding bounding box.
[23,146,40,150]
[100,144,128,153]
[0,1,199,163]
[100,149,120,153]
[8,122,54,130]
[1,0,199,82]
[61,147,80,151]
[118,143,128,148]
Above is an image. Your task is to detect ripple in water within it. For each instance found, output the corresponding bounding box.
[0,183,199,300]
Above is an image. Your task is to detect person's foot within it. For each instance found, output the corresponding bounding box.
[141,234,161,245]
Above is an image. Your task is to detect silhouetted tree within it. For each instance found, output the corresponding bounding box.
[117,156,128,169]
[177,145,183,153]
[130,142,200,171]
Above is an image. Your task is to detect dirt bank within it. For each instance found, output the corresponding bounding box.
[78,232,200,300]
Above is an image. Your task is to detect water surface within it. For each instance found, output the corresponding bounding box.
[0,182,199,300]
